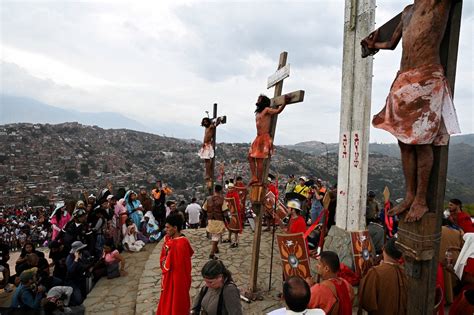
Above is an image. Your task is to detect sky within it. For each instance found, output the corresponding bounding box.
[1,0,473,144]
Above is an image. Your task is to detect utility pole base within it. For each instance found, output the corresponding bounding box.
[243,289,264,302]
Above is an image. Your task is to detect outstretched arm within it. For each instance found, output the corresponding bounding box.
[363,19,403,50]
[264,95,291,115]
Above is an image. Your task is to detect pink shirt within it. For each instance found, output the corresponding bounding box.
[103,250,120,264]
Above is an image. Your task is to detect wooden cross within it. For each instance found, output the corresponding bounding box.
[203,103,226,195]
[247,51,304,296]
[362,1,463,313]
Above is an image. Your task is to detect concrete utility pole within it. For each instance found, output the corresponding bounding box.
[336,0,375,231]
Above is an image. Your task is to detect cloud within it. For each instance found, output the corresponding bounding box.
[0,0,472,145]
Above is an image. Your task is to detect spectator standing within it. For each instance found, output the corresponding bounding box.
[185,198,202,229]
[307,251,353,314]
[448,199,473,233]
[203,185,229,260]
[156,212,194,315]
[358,238,407,315]
[191,260,242,315]
[152,180,173,229]
[268,276,325,315]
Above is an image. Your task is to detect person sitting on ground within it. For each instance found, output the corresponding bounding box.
[65,241,94,306]
[102,240,127,278]
[142,211,161,242]
[307,251,354,314]
[268,276,325,315]
[15,242,45,271]
[358,238,407,315]
[43,286,74,315]
[122,222,146,252]
[11,267,45,310]
[191,260,242,315]
[48,240,69,282]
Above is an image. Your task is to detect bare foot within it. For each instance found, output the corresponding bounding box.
[405,200,429,222]
[248,177,260,186]
[388,195,414,216]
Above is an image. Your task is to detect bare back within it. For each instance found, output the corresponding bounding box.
[401,0,451,70]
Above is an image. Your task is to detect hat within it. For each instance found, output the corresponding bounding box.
[367,191,376,198]
[268,173,276,181]
[287,199,302,211]
[299,176,308,182]
[19,267,37,283]
[76,200,85,209]
[106,194,114,201]
[88,194,96,199]
[73,208,86,217]
[70,241,87,254]
[227,183,235,188]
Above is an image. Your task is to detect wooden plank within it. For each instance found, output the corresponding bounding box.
[267,64,290,89]
[271,90,305,107]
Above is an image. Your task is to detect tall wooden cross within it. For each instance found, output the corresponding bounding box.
[247,51,305,296]
[361,1,463,314]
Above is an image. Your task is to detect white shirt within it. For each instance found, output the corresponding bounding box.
[185,203,201,224]
[267,308,325,315]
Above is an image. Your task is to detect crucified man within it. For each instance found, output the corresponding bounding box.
[199,117,222,181]
[248,94,290,186]
[362,0,460,222]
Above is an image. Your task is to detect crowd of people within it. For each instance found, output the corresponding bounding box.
[1,173,474,314]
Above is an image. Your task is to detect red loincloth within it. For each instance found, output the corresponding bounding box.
[198,142,214,159]
[249,133,274,158]
[156,235,194,315]
[373,64,460,146]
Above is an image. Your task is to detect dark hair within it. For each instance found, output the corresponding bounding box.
[236,176,242,181]
[450,199,462,209]
[201,260,233,282]
[201,117,211,126]
[191,197,197,203]
[384,238,403,260]
[166,200,175,207]
[320,251,340,273]
[255,94,271,113]
[214,185,223,193]
[166,212,184,231]
[104,240,116,251]
[21,242,36,257]
[283,276,311,312]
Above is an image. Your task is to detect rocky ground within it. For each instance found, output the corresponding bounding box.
[84,228,288,314]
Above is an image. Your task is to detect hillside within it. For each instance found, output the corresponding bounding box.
[0,123,472,207]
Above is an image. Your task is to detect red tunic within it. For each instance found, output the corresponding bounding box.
[454,211,474,233]
[156,235,194,315]
[288,215,306,234]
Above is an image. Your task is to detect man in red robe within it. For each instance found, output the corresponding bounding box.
[447,199,473,233]
[156,212,194,315]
